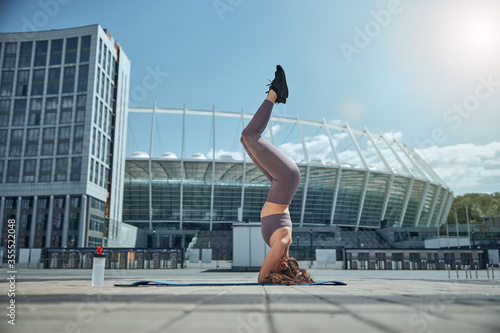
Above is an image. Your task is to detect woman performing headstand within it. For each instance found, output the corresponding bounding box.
[241,65,314,285]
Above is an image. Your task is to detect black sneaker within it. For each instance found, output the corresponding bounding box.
[267,65,288,104]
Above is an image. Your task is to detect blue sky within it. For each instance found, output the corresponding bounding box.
[1,0,499,195]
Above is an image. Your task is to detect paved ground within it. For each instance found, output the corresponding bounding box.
[0,264,499,333]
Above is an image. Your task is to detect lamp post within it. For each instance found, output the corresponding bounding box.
[310,229,313,268]
[472,230,475,248]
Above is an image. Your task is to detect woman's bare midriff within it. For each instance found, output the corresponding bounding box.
[260,201,290,218]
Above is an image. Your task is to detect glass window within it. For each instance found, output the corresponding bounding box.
[96,131,101,159]
[98,39,102,64]
[60,96,73,124]
[78,65,88,92]
[7,160,20,183]
[60,110,72,124]
[16,70,30,96]
[1,71,14,97]
[9,144,22,157]
[11,129,23,142]
[74,125,84,138]
[55,158,68,181]
[65,37,78,64]
[3,42,17,69]
[62,66,76,93]
[27,128,39,141]
[34,41,48,67]
[0,99,11,126]
[12,99,27,126]
[47,68,61,95]
[43,127,55,140]
[61,96,73,109]
[46,97,58,110]
[0,99,10,112]
[58,126,71,140]
[89,158,94,181]
[41,142,54,155]
[23,159,36,183]
[71,157,81,181]
[95,68,100,94]
[31,69,45,96]
[25,143,38,156]
[75,95,86,123]
[57,141,69,155]
[28,98,42,125]
[73,139,83,154]
[49,39,63,65]
[80,36,91,62]
[10,129,23,156]
[94,160,98,183]
[100,72,105,97]
[18,42,33,68]
[0,129,7,142]
[39,158,52,182]
[44,111,56,125]
[99,101,103,128]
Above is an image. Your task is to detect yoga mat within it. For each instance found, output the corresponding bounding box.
[114,280,347,287]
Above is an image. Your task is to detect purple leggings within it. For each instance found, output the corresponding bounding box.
[240,99,300,245]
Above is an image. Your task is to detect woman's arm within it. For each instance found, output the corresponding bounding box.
[258,235,291,283]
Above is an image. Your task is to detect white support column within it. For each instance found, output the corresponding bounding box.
[394,141,427,180]
[239,108,247,222]
[364,129,395,222]
[414,182,430,227]
[380,175,394,222]
[427,186,441,227]
[437,191,454,228]
[209,105,216,231]
[380,135,412,176]
[392,141,432,228]
[148,102,156,231]
[380,135,415,227]
[179,104,186,230]
[399,178,414,227]
[296,114,309,227]
[61,194,70,247]
[345,123,369,231]
[405,144,445,185]
[29,196,38,248]
[78,194,87,247]
[322,119,342,226]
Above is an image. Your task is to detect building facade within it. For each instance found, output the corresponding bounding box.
[0,25,130,250]
[123,106,454,247]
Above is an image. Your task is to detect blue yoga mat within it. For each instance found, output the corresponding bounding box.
[114,280,347,287]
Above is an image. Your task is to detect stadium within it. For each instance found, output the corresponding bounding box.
[122,105,454,258]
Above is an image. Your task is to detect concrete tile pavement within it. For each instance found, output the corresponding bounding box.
[0,267,499,333]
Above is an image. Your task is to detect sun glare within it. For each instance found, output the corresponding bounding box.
[461,16,500,57]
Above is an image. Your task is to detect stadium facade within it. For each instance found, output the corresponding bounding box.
[0,25,130,250]
[123,106,454,248]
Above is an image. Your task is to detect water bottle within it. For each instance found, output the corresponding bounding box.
[91,246,106,286]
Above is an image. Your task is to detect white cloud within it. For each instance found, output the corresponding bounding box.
[206,148,244,161]
[415,141,500,194]
[263,124,281,140]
